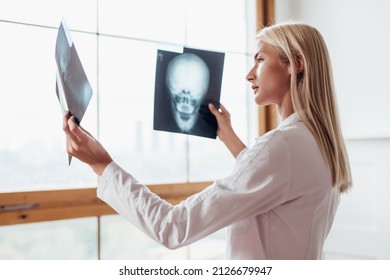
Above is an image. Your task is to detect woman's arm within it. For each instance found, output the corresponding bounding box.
[62,109,292,250]
[63,102,246,175]
[208,103,246,158]
[97,130,292,250]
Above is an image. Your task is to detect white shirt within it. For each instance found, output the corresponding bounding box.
[97,113,340,259]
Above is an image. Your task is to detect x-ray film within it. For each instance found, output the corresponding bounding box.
[153,47,225,139]
[55,18,93,165]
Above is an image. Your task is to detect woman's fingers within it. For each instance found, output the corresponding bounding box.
[209,103,224,116]
[63,110,71,132]
[61,111,113,175]
[63,112,78,143]
[79,125,93,137]
[63,113,93,156]
[68,116,88,142]
[209,103,230,122]
[208,103,218,115]
[63,110,94,140]
[218,103,230,116]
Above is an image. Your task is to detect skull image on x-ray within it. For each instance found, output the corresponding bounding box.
[154,47,224,139]
[165,53,210,132]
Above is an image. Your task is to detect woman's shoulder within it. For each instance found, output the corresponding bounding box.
[249,118,318,163]
[255,117,311,145]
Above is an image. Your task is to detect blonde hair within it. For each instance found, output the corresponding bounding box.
[257,22,352,193]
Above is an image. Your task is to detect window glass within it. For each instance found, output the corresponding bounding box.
[0,0,254,260]
[0,0,254,191]
[0,218,97,259]
[186,0,247,53]
[100,215,188,259]
[100,215,226,259]
[0,0,97,32]
[0,23,97,192]
[98,36,187,183]
[99,0,186,45]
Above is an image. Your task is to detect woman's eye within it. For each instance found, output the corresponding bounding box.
[256,58,264,63]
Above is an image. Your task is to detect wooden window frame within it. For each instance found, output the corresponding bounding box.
[0,0,276,228]
[0,182,210,226]
[257,0,278,135]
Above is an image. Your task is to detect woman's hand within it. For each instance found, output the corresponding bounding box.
[208,103,246,158]
[208,103,234,142]
[63,111,112,176]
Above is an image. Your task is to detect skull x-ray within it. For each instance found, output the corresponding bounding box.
[154,47,225,139]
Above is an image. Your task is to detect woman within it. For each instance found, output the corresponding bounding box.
[63,22,352,259]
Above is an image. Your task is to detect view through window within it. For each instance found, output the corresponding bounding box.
[0,0,258,259]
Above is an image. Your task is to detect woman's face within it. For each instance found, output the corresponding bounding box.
[246,41,291,108]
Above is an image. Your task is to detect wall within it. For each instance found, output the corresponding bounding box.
[275,0,390,259]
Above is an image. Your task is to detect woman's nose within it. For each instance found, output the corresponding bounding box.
[246,65,256,82]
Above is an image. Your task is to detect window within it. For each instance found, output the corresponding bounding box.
[0,0,259,259]
[0,218,97,259]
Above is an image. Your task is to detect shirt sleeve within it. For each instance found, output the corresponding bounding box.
[97,130,292,249]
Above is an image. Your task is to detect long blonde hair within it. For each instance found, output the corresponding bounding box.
[258,22,352,193]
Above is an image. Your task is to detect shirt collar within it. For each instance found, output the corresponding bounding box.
[277,112,301,128]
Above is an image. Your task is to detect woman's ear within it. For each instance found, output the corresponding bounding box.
[295,54,304,74]
[291,54,304,80]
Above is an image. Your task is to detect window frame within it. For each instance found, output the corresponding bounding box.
[0,182,210,226]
